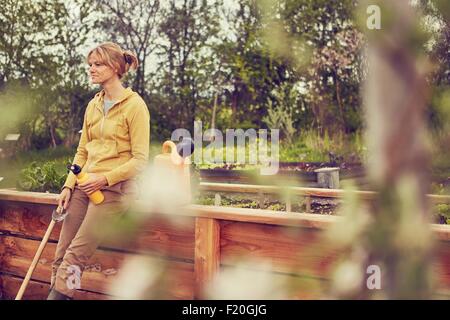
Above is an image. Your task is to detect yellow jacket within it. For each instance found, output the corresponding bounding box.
[64,88,150,190]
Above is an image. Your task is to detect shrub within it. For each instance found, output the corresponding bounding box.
[435,204,450,224]
[17,160,67,193]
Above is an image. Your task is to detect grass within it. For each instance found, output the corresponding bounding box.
[0,145,74,189]
[194,130,367,169]
[0,129,447,193]
[0,143,165,190]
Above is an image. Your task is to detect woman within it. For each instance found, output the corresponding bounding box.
[48,42,150,300]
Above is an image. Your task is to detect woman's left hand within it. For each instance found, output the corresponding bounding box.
[78,174,108,195]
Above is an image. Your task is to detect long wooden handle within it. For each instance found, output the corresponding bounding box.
[15,219,56,300]
[162,140,176,154]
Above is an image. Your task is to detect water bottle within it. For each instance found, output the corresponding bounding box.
[67,164,105,204]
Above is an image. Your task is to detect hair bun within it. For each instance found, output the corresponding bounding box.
[123,53,132,64]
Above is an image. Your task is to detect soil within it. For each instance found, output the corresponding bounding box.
[195,194,448,224]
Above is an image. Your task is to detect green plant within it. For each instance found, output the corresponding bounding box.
[435,204,450,224]
[262,83,298,145]
[17,160,67,193]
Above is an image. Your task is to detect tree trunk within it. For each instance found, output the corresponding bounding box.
[211,91,218,130]
[49,123,57,149]
[335,74,346,134]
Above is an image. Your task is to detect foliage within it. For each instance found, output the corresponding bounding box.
[262,83,298,145]
[0,0,447,184]
[306,28,365,133]
[17,160,68,193]
[155,0,222,133]
[280,130,365,163]
[260,0,364,134]
[0,0,98,149]
[96,0,161,99]
[435,204,450,224]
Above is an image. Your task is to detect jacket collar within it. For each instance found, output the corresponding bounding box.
[93,87,135,112]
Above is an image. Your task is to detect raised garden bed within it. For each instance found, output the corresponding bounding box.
[1,189,449,300]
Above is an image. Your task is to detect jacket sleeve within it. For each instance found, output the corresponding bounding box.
[104,102,150,186]
[62,104,91,190]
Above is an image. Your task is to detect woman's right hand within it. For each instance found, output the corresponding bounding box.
[58,187,72,209]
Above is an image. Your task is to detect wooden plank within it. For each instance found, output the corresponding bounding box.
[0,201,61,241]
[133,202,339,229]
[219,221,339,279]
[1,189,450,300]
[99,214,196,261]
[130,215,195,261]
[0,202,196,261]
[0,187,448,209]
[194,217,220,299]
[199,183,375,199]
[220,221,450,296]
[215,265,329,300]
[0,235,194,299]
[1,191,449,236]
[151,205,450,242]
[0,189,58,205]
[186,205,338,229]
[431,224,450,242]
[1,198,449,244]
[434,241,450,292]
[0,274,108,300]
[1,235,126,294]
[198,183,450,204]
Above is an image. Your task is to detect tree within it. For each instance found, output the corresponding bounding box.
[54,0,99,147]
[96,0,161,99]
[306,28,365,133]
[215,0,296,128]
[155,0,222,133]
[277,0,363,134]
[214,0,363,134]
[0,0,65,87]
[0,0,73,149]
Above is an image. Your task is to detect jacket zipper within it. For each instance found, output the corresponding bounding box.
[88,105,105,172]
[100,101,119,139]
[88,99,121,171]
[100,112,106,140]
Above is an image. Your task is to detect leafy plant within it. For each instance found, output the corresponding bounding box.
[17,160,67,193]
[435,204,450,224]
[262,83,298,145]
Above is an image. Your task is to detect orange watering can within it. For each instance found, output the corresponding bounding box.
[153,138,194,204]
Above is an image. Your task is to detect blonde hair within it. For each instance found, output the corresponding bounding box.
[87,42,138,79]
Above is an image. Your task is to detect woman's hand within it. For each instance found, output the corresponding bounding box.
[58,187,72,209]
[78,174,108,195]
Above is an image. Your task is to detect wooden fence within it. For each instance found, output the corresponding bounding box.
[0,189,449,299]
[198,182,450,212]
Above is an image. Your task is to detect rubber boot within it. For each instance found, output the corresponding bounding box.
[47,288,73,300]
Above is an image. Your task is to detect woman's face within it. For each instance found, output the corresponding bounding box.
[88,53,117,85]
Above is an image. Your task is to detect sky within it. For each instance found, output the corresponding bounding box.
[67,0,241,77]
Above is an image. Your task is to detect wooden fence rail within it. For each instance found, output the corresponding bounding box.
[0,189,449,300]
[198,182,450,212]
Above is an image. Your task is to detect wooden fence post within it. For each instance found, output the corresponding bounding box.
[214,193,221,206]
[286,197,292,213]
[194,217,220,299]
[258,191,265,209]
[315,167,340,189]
[305,196,312,213]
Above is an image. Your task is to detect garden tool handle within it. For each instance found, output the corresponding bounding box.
[162,140,185,165]
[15,207,60,300]
[162,140,177,154]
